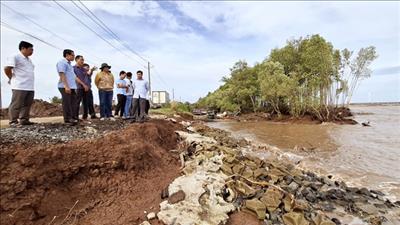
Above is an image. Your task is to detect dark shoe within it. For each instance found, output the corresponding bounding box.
[9,121,20,127]
[91,115,98,119]
[20,120,35,125]
[65,119,78,126]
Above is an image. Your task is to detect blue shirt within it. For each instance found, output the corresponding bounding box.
[57,58,77,89]
[73,65,91,89]
[115,79,127,95]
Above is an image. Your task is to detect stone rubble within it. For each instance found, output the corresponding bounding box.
[156,121,400,225]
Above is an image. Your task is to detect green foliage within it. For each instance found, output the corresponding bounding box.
[50,96,62,104]
[151,101,193,118]
[196,34,377,121]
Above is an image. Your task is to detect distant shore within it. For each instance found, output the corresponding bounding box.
[350,102,400,106]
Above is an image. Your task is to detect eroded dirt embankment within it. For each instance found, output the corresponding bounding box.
[0,120,182,225]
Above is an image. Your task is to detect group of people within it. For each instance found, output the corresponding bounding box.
[4,41,150,127]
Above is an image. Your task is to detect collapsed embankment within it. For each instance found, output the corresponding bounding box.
[0,99,63,120]
[216,107,357,125]
[155,122,400,225]
[1,117,399,225]
[0,119,182,225]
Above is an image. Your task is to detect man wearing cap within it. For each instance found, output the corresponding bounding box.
[4,41,35,127]
[57,49,88,126]
[95,63,115,121]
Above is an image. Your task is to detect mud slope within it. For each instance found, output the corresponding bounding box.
[0,120,182,225]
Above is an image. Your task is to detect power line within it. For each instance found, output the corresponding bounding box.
[69,0,147,68]
[53,0,144,68]
[77,0,149,64]
[1,21,63,50]
[71,1,171,93]
[1,2,103,65]
[152,67,171,91]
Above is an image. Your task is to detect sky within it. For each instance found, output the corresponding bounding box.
[1,1,399,107]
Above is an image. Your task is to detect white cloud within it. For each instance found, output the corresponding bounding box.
[1,1,399,108]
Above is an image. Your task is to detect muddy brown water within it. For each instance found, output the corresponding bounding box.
[209,105,400,201]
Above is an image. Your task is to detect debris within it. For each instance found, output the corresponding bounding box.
[166,118,177,123]
[282,212,309,225]
[168,190,186,204]
[157,134,235,225]
[180,121,191,127]
[260,188,284,212]
[244,199,267,220]
[170,126,398,224]
[146,212,156,220]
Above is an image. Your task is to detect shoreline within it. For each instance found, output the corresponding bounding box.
[1,115,399,224]
[168,121,400,224]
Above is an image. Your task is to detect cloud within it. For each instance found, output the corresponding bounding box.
[374,66,400,76]
[1,1,399,108]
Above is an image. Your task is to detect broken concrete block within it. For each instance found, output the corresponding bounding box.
[245,199,267,220]
[312,214,336,225]
[147,212,156,220]
[168,190,186,204]
[166,118,177,123]
[242,166,254,179]
[224,155,237,164]
[176,131,217,145]
[244,160,258,170]
[157,156,235,225]
[221,163,233,175]
[232,164,245,174]
[235,180,257,198]
[260,188,284,212]
[355,203,379,215]
[253,168,269,179]
[292,199,310,212]
[180,121,191,127]
[282,212,309,225]
[283,194,293,212]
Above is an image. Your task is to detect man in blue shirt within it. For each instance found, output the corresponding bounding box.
[57,49,86,125]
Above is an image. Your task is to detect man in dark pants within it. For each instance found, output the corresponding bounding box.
[56,49,87,126]
[4,41,35,127]
[145,99,150,114]
[83,63,97,119]
[73,55,90,120]
[130,70,149,123]
[114,71,127,117]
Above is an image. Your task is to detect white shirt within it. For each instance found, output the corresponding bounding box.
[125,78,134,96]
[5,53,35,91]
[132,79,149,99]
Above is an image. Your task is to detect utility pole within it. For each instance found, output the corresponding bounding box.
[147,61,151,103]
[172,88,175,101]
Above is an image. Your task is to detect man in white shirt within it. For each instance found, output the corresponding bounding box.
[131,70,149,123]
[4,41,35,127]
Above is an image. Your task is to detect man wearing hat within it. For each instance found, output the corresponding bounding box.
[95,63,115,120]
